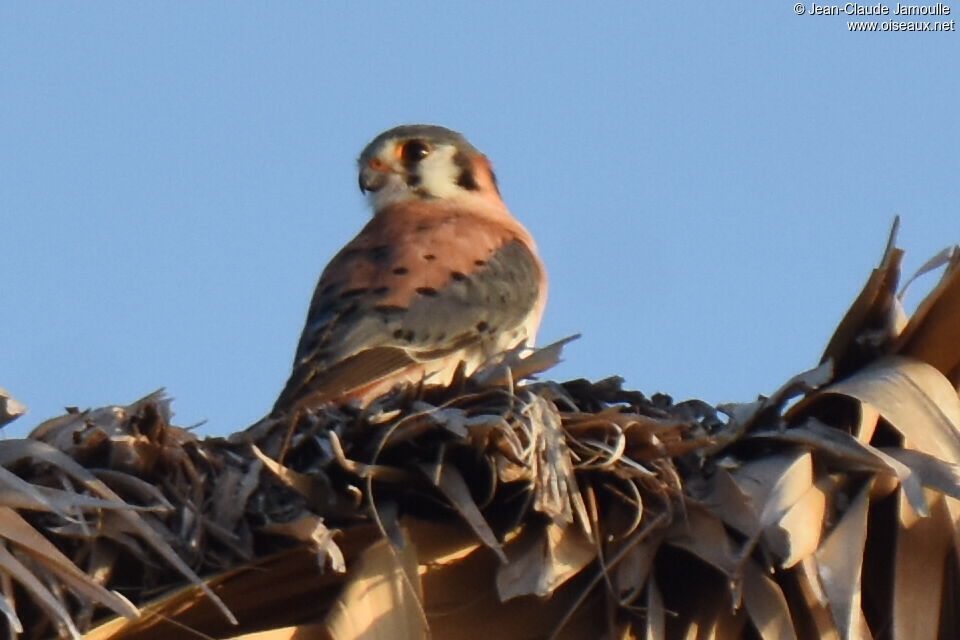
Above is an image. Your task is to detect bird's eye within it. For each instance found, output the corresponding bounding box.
[399,140,431,163]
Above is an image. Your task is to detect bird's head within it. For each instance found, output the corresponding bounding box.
[357,124,500,212]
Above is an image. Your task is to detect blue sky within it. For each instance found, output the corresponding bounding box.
[2,4,957,438]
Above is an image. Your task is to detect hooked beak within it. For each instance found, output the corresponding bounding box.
[358,160,390,194]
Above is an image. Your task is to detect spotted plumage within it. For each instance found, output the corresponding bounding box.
[272,125,546,415]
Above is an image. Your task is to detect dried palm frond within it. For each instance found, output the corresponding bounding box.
[3,220,959,639]
[0,390,26,429]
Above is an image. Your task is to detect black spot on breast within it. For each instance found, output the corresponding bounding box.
[406,174,422,187]
[376,305,406,314]
[451,271,467,282]
[392,329,404,339]
[416,287,438,297]
[423,254,437,261]
[404,330,415,341]
[392,267,409,275]
[476,321,489,332]
[456,168,479,191]
[370,245,391,262]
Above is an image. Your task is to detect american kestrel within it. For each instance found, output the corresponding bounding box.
[271,125,547,415]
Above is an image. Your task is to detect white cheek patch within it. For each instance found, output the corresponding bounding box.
[416,146,464,199]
